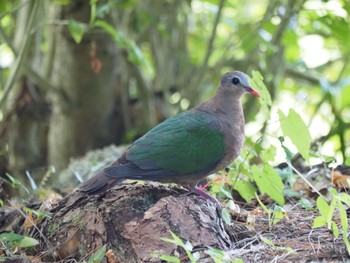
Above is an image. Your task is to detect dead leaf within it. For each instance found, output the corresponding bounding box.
[331,170,350,189]
[106,249,120,263]
[23,211,36,229]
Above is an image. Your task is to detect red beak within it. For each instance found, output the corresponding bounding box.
[246,87,260,98]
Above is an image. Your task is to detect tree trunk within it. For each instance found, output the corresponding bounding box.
[3,0,49,195]
[37,184,248,262]
[48,1,120,174]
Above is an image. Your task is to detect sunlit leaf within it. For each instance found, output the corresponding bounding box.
[0,233,39,248]
[279,109,311,161]
[221,208,231,225]
[338,201,350,255]
[312,216,326,228]
[68,20,86,44]
[251,70,272,106]
[87,244,106,263]
[331,221,339,239]
[252,164,285,206]
[233,180,256,202]
[316,196,329,218]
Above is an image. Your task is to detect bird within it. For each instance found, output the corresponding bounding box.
[79,71,259,206]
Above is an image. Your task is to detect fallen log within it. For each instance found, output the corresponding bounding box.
[36,184,250,262]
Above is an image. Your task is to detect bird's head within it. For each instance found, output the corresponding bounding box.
[220,71,260,98]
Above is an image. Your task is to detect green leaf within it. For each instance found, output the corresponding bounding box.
[68,20,86,44]
[205,247,231,262]
[233,180,256,202]
[338,201,350,255]
[251,70,272,117]
[312,216,326,228]
[327,199,337,230]
[158,255,181,263]
[169,231,185,247]
[0,233,24,242]
[219,187,233,199]
[278,136,294,161]
[89,0,98,25]
[161,237,177,245]
[221,208,231,225]
[261,236,274,246]
[279,109,311,161]
[339,193,350,206]
[94,20,152,74]
[316,196,329,218]
[331,221,339,239]
[272,206,286,224]
[298,197,314,210]
[87,244,106,263]
[0,233,39,248]
[251,70,272,106]
[252,164,285,206]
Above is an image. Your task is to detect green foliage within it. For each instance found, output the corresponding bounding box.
[0,233,39,249]
[255,193,286,231]
[152,231,200,262]
[233,180,256,202]
[205,247,242,263]
[156,231,242,262]
[260,236,295,254]
[93,20,152,74]
[87,244,107,263]
[252,164,285,206]
[221,208,231,225]
[279,109,312,161]
[68,20,87,44]
[312,190,350,255]
[22,207,52,221]
[251,70,272,116]
[3,173,29,194]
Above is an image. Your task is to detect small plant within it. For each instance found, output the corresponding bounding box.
[151,231,200,263]
[205,247,243,263]
[312,189,350,255]
[255,193,286,231]
[86,244,106,263]
[153,231,242,262]
[0,233,39,249]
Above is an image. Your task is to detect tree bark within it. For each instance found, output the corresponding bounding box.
[37,184,249,262]
[48,1,120,174]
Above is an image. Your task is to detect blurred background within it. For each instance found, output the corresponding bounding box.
[0,0,349,197]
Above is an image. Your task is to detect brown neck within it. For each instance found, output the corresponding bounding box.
[197,88,244,123]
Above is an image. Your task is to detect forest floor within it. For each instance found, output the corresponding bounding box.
[0,145,349,262]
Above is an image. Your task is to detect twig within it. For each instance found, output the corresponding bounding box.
[200,0,225,74]
[285,67,320,85]
[288,161,326,200]
[188,0,225,104]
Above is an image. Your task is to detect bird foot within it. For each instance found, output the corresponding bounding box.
[185,186,222,209]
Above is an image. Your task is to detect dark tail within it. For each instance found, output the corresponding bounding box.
[79,171,122,195]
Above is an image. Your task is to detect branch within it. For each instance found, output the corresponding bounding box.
[200,0,225,73]
[0,10,57,98]
[0,0,41,109]
[285,67,320,85]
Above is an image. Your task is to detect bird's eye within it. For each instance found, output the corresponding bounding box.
[232,77,240,85]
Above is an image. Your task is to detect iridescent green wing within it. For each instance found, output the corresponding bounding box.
[123,110,225,179]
